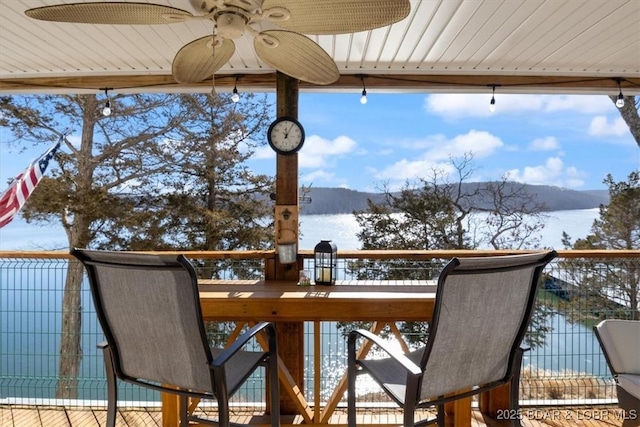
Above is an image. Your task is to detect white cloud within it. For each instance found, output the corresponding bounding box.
[299,135,358,168]
[251,134,358,167]
[588,115,629,137]
[375,159,456,182]
[375,130,504,182]
[424,130,504,160]
[529,137,560,151]
[542,96,611,114]
[507,157,586,188]
[301,169,335,184]
[253,145,275,159]
[425,94,613,119]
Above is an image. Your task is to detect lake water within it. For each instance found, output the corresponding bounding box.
[297,209,609,378]
[298,209,599,250]
[0,209,608,400]
[0,208,599,250]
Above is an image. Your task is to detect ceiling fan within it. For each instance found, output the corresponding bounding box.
[25,0,411,86]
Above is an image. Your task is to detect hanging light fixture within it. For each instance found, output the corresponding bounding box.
[360,75,367,105]
[231,76,240,103]
[489,85,497,113]
[101,88,112,116]
[615,78,625,108]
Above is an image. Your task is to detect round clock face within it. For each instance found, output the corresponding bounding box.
[267,117,305,155]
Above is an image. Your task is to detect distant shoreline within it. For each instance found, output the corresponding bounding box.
[300,184,609,215]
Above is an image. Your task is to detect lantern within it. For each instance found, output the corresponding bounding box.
[314,240,337,285]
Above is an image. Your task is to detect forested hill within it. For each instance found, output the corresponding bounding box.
[300,184,610,215]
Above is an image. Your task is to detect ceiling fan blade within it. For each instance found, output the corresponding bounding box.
[25,2,192,25]
[262,0,410,35]
[254,30,339,85]
[172,37,236,84]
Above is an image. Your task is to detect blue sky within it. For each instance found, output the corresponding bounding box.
[251,92,638,192]
[1,92,638,193]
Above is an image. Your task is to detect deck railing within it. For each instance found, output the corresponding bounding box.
[1,250,638,411]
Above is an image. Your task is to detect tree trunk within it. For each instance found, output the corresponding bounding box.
[609,95,640,147]
[55,99,97,398]
[55,261,84,398]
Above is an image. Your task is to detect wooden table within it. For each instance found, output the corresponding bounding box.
[161,280,487,426]
[198,279,436,322]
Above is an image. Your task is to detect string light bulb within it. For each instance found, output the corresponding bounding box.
[616,78,625,108]
[231,77,240,103]
[360,75,367,105]
[101,88,112,116]
[489,85,496,113]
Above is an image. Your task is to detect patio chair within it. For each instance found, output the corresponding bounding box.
[71,249,279,427]
[347,251,557,427]
[594,319,640,426]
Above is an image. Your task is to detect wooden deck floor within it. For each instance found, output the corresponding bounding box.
[0,405,632,427]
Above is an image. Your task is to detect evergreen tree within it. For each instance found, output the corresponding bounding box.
[562,172,640,321]
[0,92,274,397]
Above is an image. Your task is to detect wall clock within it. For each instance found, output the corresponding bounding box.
[267,117,305,155]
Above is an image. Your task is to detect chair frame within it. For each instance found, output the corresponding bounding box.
[593,320,640,427]
[348,251,557,427]
[72,249,279,427]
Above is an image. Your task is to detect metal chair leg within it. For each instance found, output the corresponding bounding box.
[180,395,189,426]
[510,347,527,427]
[618,386,640,427]
[347,333,358,427]
[99,342,117,427]
[268,325,280,427]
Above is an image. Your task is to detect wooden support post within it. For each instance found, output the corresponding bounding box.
[161,392,179,427]
[479,383,511,417]
[270,72,304,415]
[444,396,472,427]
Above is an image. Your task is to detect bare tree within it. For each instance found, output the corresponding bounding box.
[348,154,551,347]
[355,154,548,252]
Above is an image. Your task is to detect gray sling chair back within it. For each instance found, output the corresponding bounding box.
[347,251,557,427]
[71,249,279,427]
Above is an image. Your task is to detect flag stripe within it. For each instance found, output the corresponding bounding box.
[0,137,62,228]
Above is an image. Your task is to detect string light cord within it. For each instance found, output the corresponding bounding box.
[10,75,638,98]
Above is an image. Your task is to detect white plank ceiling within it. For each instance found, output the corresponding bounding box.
[1,0,639,94]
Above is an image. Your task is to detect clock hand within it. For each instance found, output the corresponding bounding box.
[284,123,294,138]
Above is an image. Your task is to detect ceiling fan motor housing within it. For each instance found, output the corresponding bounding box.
[190,0,260,14]
[217,12,248,39]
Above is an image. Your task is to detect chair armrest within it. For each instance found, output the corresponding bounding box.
[348,329,422,376]
[212,322,276,367]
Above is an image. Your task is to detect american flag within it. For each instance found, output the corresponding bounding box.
[0,136,63,228]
